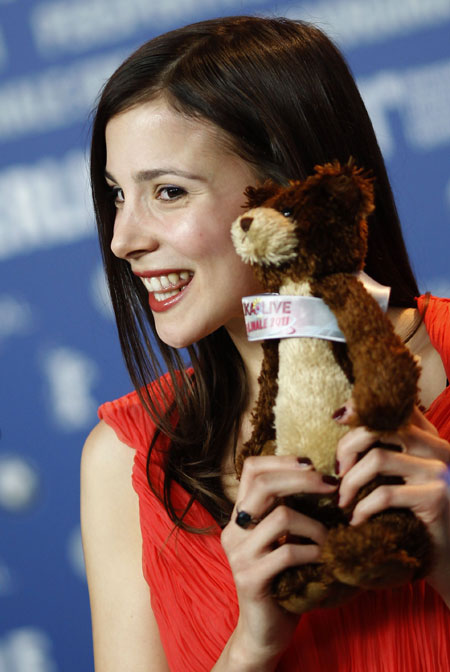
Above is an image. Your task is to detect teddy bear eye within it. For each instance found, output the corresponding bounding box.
[281,207,293,218]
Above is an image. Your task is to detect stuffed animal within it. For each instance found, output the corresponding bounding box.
[231,160,433,614]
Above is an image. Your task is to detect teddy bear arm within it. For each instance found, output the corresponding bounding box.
[312,274,419,431]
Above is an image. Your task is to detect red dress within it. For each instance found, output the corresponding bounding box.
[99,296,450,671]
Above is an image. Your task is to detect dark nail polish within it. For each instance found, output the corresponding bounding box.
[335,459,340,475]
[332,406,346,420]
[322,474,339,486]
[297,457,312,465]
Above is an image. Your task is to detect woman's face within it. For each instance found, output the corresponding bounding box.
[105,98,262,348]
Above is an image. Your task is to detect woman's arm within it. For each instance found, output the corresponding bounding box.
[81,421,170,672]
[213,455,339,671]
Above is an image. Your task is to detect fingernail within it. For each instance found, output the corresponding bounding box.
[335,459,340,475]
[332,406,346,420]
[322,475,340,486]
[297,457,312,466]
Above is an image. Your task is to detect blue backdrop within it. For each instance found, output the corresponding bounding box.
[0,1,449,670]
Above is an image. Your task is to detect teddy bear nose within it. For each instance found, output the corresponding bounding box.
[240,216,253,232]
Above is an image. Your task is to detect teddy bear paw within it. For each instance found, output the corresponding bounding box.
[322,520,422,590]
[272,563,359,614]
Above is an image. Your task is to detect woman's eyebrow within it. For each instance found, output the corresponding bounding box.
[104,168,206,183]
[104,169,117,182]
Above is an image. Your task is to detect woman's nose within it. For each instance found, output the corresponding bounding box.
[110,208,158,260]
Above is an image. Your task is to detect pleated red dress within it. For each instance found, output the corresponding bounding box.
[99,295,450,671]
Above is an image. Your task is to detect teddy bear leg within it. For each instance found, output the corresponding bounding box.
[273,562,332,614]
[322,510,433,590]
[272,562,359,614]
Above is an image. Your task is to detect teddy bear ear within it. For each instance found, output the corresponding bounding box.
[310,159,375,221]
[244,179,281,208]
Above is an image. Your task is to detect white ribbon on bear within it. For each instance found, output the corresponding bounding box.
[242,272,391,342]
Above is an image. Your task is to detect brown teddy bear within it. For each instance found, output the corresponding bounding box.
[231,160,433,614]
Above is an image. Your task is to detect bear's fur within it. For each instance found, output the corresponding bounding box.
[231,160,433,614]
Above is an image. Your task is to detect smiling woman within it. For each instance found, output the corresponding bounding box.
[103,99,262,347]
[82,14,450,672]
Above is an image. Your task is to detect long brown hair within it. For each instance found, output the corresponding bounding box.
[90,16,419,530]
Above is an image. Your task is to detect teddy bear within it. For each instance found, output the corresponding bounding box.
[230,160,433,614]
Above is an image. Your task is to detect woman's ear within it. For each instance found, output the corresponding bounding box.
[243,179,281,208]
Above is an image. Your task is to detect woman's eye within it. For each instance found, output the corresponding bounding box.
[109,186,124,206]
[156,186,186,201]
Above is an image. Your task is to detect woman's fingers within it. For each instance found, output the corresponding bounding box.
[332,402,450,552]
[349,480,449,527]
[339,448,447,508]
[236,455,338,522]
[246,504,328,550]
[227,506,326,593]
[395,424,450,462]
[335,405,450,477]
[231,540,323,600]
[335,425,379,476]
[411,405,439,434]
[221,454,335,596]
[332,399,356,424]
[240,542,323,593]
[334,402,437,434]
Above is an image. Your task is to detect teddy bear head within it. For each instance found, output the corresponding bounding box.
[231,160,375,292]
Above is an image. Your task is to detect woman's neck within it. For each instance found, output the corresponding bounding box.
[226,317,264,411]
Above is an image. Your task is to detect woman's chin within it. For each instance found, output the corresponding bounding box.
[154,324,202,350]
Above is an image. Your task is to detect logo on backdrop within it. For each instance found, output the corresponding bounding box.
[358,58,450,158]
[0,454,40,513]
[0,628,58,672]
[41,347,99,431]
[0,295,33,342]
[282,0,450,48]
[0,151,93,261]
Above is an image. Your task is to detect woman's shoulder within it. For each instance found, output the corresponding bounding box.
[82,419,135,479]
[98,388,152,450]
[97,391,154,456]
[418,294,450,366]
[418,294,450,333]
[97,373,176,453]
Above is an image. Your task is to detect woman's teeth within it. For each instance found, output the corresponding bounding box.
[142,271,192,301]
[154,288,179,300]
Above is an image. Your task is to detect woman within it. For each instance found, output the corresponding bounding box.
[82,16,450,671]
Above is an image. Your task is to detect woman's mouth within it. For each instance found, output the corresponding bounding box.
[138,270,193,312]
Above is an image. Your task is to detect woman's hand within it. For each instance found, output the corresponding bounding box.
[335,405,450,606]
[219,455,338,671]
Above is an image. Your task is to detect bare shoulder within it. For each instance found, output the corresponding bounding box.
[81,419,134,486]
[81,420,137,554]
[81,421,169,671]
